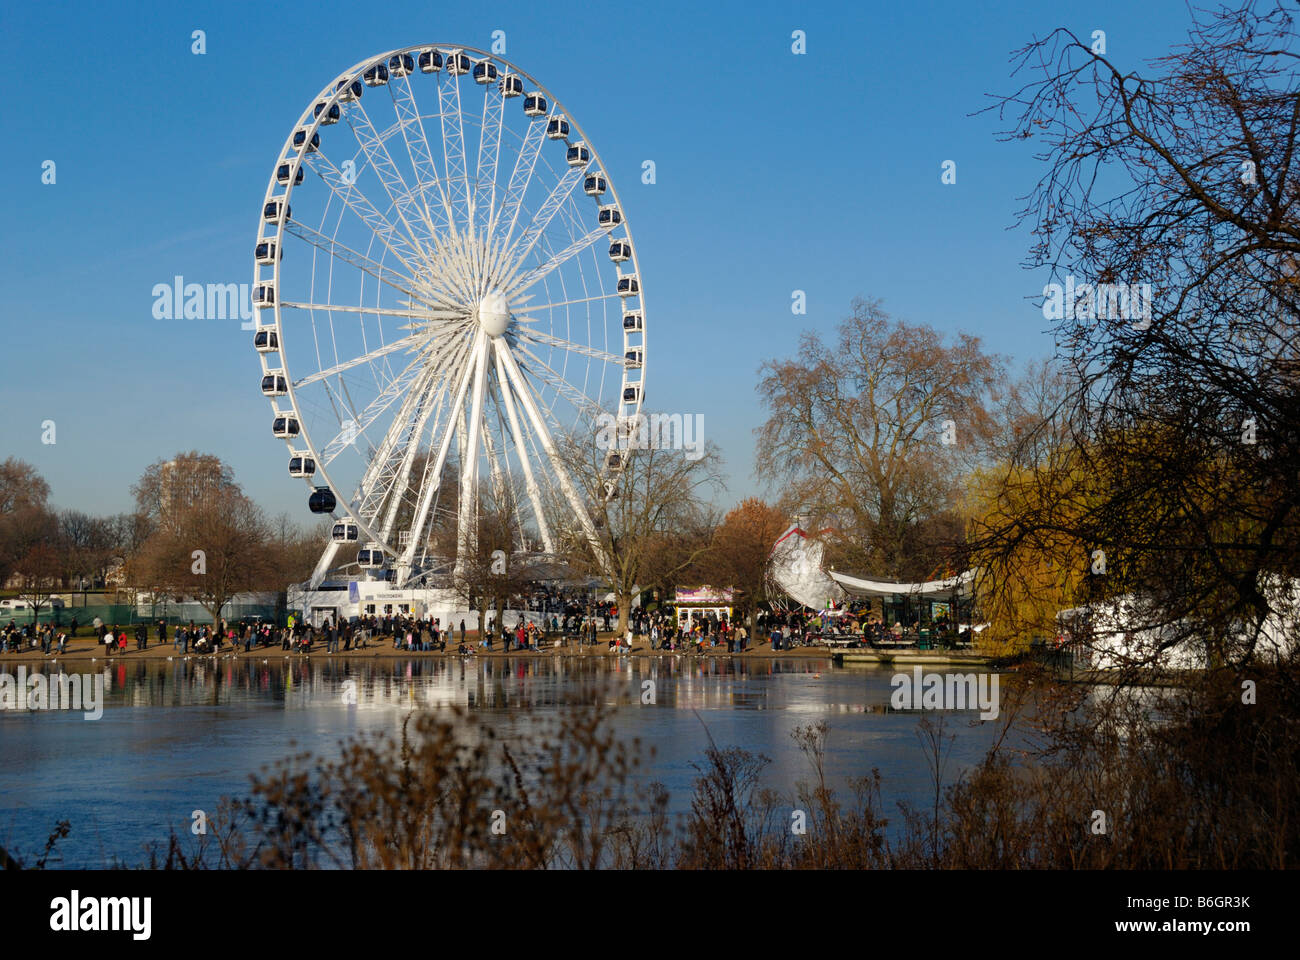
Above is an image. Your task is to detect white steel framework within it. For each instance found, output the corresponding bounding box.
[254,45,645,589]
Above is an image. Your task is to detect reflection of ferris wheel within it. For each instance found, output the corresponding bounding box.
[253,45,644,588]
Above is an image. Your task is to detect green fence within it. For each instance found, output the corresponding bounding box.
[2,601,284,632]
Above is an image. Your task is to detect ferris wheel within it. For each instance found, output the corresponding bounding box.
[253,45,644,589]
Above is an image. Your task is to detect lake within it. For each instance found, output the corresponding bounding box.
[0,655,1017,867]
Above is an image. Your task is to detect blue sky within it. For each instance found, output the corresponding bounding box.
[0,0,1196,522]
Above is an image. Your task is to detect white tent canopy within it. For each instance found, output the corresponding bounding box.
[768,523,845,610]
[828,569,975,599]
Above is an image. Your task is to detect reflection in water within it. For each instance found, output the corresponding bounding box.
[0,657,1018,867]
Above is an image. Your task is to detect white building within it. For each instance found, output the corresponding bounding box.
[1059,575,1300,670]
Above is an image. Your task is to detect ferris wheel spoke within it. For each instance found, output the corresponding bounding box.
[359,337,467,541]
[349,363,443,539]
[293,333,423,388]
[496,342,605,564]
[377,337,471,542]
[422,229,481,308]
[283,219,443,309]
[492,116,546,252]
[344,98,443,268]
[301,150,427,279]
[493,338,554,553]
[345,109,479,310]
[472,83,506,261]
[514,328,624,367]
[496,163,588,287]
[513,342,605,423]
[280,300,464,324]
[503,225,610,299]
[515,290,625,313]
[438,70,472,240]
[397,331,484,578]
[388,73,456,235]
[319,358,429,466]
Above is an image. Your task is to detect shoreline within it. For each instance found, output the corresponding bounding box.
[0,634,992,665]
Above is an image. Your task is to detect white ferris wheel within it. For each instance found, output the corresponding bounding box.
[253,45,644,589]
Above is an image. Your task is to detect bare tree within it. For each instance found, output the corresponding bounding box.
[130,455,273,626]
[974,2,1300,664]
[0,459,52,588]
[132,452,240,533]
[698,497,789,637]
[756,297,1004,580]
[549,418,725,634]
[14,541,64,622]
[0,458,50,515]
[450,485,536,640]
[266,514,329,588]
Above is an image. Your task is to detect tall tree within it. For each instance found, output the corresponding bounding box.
[0,458,50,515]
[699,498,789,638]
[14,540,64,622]
[132,451,240,533]
[0,459,52,588]
[756,297,1004,580]
[266,514,331,588]
[130,456,273,625]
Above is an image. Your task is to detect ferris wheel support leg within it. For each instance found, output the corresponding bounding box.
[497,342,609,576]
[493,339,554,554]
[309,540,344,590]
[394,334,480,586]
[453,332,490,584]
[378,337,470,544]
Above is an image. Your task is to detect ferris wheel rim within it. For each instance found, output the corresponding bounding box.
[255,43,646,579]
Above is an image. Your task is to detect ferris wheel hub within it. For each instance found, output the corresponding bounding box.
[476,289,512,337]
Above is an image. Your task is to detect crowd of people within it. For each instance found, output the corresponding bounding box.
[2,620,70,655]
[1,597,968,659]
